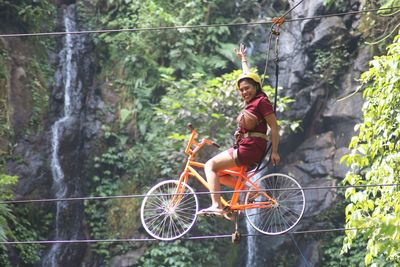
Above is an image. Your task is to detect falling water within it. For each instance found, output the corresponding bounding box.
[43,6,80,266]
[245,172,263,267]
[245,210,259,266]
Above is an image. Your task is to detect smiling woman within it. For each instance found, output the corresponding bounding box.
[237,74,261,103]
[197,44,281,217]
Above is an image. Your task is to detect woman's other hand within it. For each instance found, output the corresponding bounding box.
[271,152,280,166]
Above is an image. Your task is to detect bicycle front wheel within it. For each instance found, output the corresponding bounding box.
[140,180,198,241]
[245,173,305,235]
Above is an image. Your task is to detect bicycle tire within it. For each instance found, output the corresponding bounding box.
[141,180,198,240]
[244,173,305,235]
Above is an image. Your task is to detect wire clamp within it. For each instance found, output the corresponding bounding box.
[272,17,285,26]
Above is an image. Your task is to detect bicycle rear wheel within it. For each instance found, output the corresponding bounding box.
[245,173,305,235]
[141,180,198,240]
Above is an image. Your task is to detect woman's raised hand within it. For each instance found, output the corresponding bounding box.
[234,43,247,61]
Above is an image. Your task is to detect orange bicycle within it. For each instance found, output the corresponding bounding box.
[140,125,305,241]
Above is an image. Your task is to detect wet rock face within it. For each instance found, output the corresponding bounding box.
[309,17,349,49]
[0,36,35,139]
[0,35,52,198]
[10,66,31,138]
[9,135,52,198]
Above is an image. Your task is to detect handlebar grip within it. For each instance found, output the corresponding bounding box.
[212,142,220,148]
[187,124,194,131]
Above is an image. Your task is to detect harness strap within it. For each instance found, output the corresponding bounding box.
[243,132,269,141]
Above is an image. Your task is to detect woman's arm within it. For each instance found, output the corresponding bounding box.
[234,43,251,74]
[264,113,280,166]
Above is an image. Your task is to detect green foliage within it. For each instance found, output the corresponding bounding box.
[26,59,52,133]
[81,0,238,107]
[139,242,196,267]
[318,195,374,266]
[313,45,350,86]
[139,240,220,267]
[0,0,56,33]
[0,205,49,266]
[85,123,148,263]
[358,0,400,51]
[0,174,17,201]
[0,175,43,266]
[322,235,367,267]
[0,50,10,81]
[0,49,11,139]
[323,0,350,12]
[378,0,399,10]
[324,0,397,14]
[0,203,13,242]
[341,33,400,265]
[139,216,232,267]
[322,234,393,267]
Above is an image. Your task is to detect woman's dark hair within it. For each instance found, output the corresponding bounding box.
[238,78,262,92]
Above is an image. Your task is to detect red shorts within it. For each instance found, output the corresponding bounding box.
[228,137,268,167]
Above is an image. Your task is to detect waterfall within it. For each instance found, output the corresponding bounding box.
[245,209,259,267]
[245,171,263,267]
[43,5,82,266]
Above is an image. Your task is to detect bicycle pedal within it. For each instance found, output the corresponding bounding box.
[224,212,235,221]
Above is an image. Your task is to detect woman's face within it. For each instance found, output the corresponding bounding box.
[238,80,257,103]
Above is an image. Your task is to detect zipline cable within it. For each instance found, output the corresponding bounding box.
[0,226,380,245]
[279,0,305,19]
[0,6,398,38]
[0,183,398,204]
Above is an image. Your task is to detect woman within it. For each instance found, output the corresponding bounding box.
[198,43,280,217]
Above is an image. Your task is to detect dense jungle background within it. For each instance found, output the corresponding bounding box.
[0,0,399,266]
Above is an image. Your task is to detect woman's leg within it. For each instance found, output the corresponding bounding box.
[204,150,237,210]
[220,175,238,188]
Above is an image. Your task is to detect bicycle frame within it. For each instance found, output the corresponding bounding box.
[175,128,277,212]
[141,127,306,240]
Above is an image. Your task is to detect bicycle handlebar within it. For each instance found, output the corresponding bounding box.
[186,124,220,153]
[187,124,194,131]
[212,142,220,148]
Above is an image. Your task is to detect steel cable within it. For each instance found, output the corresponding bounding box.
[0,6,398,38]
[0,226,378,245]
[0,183,398,204]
